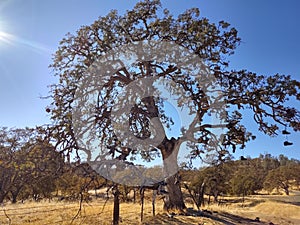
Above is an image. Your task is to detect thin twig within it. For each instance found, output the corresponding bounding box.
[70,192,84,224]
[2,205,12,225]
[100,186,112,214]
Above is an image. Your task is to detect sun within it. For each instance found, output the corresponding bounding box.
[0,30,6,40]
[0,18,14,45]
[0,18,52,54]
[0,30,14,45]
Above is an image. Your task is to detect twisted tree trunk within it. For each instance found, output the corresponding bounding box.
[159,137,186,213]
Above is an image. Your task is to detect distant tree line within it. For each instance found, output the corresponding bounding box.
[181,154,300,207]
[0,126,299,206]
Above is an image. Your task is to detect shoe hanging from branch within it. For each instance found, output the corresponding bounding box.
[283,125,293,146]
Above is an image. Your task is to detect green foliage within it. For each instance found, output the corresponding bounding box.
[0,127,64,202]
[0,126,108,203]
[182,162,234,206]
[229,168,257,196]
[55,163,106,201]
[263,164,300,195]
[183,154,300,203]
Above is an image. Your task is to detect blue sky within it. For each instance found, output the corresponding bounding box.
[0,0,299,160]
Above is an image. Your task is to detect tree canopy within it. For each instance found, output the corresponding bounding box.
[0,127,64,203]
[47,0,300,211]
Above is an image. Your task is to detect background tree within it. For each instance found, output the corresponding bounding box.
[229,166,257,199]
[199,165,232,204]
[182,154,299,209]
[24,141,64,201]
[55,163,105,201]
[263,164,300,195]
[0,127,36,203]
[47,0,300,212]
[259,153,280,172]
[0,127,64,203]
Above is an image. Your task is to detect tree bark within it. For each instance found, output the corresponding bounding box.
[163,174,186,212]
[283,184,289,195]
[213,191,219,203]
[10,186,23,204]
[152,190,157,216]
[140,188,145,222]
[0,194,5,204]
[159,137,186,213]
[183,182,200,210]
[11,193,17,204]
[198,181,206,207]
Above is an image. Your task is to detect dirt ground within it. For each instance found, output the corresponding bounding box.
[0,191,299,225]
[143,191,300,225]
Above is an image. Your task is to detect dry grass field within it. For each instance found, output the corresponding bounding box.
[0,191,299,225]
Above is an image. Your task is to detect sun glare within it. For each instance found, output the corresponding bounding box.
[0,20,52,54]
[0,15,15,45]
[0,19,13,46]
[0,30,14,45]
[0,16,53,54]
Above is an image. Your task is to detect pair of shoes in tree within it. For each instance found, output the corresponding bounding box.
[282,127,293,146]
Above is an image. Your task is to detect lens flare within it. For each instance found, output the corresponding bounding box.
[0,31,14,44]
[0,31,53,54]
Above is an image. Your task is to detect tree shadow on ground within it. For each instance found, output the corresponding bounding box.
[211,211,269,225]
[189,209,269,225]
[143,209,271,225]
[274,199,300,207]
[257,193,300,207]
[218,198,265,207]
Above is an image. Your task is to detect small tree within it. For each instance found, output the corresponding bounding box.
[26,141,64,201]
[230,169,257,201]
[196,165,232,204]
[264,165,300,195]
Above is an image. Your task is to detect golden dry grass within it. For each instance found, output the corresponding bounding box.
[206,192,300,225]
[0,197,221,225]
[0,192,299,225]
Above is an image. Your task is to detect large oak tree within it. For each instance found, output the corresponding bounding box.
[47,0,300,212]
